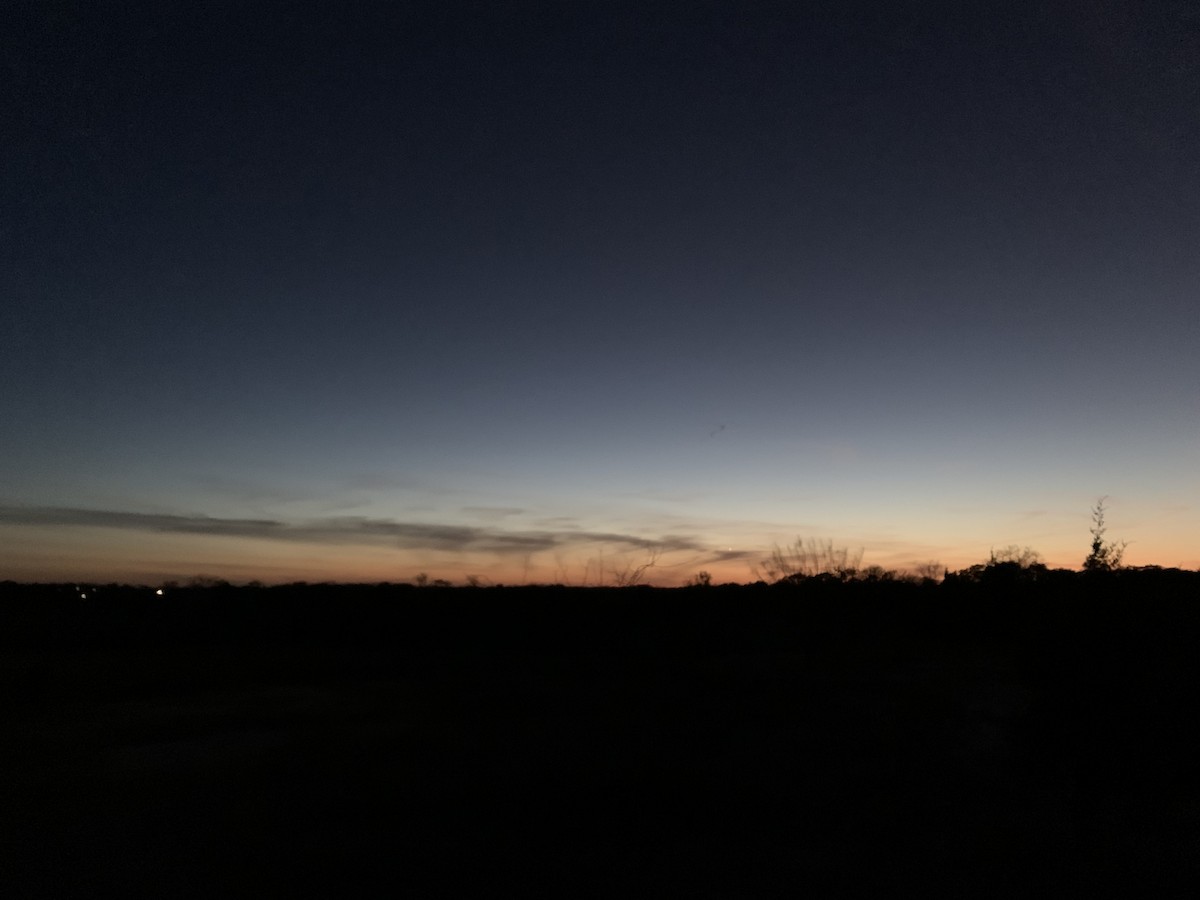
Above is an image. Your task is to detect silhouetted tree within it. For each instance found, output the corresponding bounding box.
[1083,497,1126,572]
[952,545,1046,583]
[859,565,896,582]
[914,561,946,583]
[988,545,1042,568]
[187,575,231,589]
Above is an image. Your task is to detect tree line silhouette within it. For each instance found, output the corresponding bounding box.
[4,499,1199,896]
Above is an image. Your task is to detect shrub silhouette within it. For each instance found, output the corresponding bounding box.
[1083,497,1126,572]
[952,545,1046,584]
[761,538,864,583]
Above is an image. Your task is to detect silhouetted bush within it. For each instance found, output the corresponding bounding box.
[1083,496,1127,572]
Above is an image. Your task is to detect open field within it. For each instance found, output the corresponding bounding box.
[4,579,1200,896]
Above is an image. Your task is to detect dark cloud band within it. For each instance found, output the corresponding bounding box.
[0,506,711,556]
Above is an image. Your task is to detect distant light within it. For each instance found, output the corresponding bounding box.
[80,593,87,600]
[155,589,164,596]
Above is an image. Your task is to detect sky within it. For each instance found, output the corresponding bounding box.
[4,1,1199,585]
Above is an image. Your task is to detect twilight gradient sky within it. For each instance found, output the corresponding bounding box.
[4,1,1199,584]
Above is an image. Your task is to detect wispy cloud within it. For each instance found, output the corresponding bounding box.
[460,506,526,519]
[529,516,583,529]
[0,506,708,556]
[2,506,290,537]
[701,549,759,564]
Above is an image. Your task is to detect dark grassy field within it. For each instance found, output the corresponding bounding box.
[4,577,1200,896]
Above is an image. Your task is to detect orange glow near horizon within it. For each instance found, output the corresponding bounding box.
[2,518,1197,587]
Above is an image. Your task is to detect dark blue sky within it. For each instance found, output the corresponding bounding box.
[4,1,1198,583]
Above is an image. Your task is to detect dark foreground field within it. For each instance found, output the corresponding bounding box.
[4,576,1200,896]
